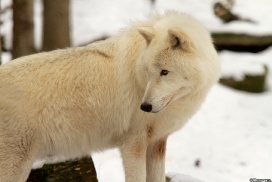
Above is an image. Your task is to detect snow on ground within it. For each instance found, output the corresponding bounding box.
[1,0,272,182]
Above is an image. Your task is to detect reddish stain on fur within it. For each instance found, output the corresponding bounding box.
[153,138,167,160]
[133,141,146,160]
[147,125,154,140]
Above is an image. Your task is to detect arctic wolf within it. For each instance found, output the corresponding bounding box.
[0,11,220,182]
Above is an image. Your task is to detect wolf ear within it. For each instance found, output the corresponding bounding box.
[168,27,191,50]
[138,27,154,44]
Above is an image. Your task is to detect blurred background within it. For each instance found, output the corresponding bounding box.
[0,0,272,182]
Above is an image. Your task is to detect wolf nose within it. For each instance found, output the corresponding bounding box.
[140,103,152,112]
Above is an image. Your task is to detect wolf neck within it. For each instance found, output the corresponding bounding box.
[113,29,148,92]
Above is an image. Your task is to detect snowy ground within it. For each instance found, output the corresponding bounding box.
[1,0,272,182]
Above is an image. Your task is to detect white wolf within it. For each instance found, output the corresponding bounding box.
[0,11,220,182]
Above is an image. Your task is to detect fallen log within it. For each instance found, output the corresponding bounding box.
[220,65,268,93]
[212,33,272,52]
[27,157,98,182]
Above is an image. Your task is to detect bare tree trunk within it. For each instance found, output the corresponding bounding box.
[0,0,2,65]
[42,0,70,51]
[12,0,35,59]
[0,37,2,65]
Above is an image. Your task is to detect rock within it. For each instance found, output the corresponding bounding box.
[27,157,98,182]
[166,173,205,182]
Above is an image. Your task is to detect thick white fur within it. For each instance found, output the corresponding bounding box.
[0,11,220,182]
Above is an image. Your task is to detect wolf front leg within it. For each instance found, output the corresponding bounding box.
[120,139,147,182]
[0,128,40,182]
[146,137,168,182]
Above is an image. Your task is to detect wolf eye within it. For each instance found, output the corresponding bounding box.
[160,70,169,76]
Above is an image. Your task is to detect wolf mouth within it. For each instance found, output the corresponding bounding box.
[154,86,188,113]
[149,94,176,113]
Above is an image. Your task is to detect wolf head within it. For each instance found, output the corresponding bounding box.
[137,12,221,113]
